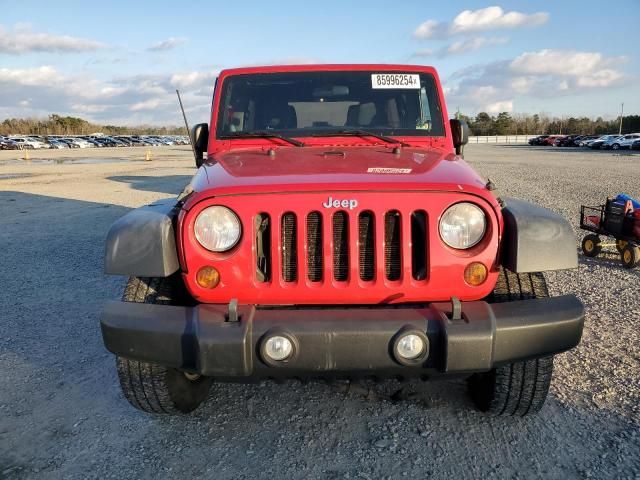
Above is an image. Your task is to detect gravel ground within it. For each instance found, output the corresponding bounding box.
[0,144,639,479]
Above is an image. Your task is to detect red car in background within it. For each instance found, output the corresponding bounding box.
[543,135,564,146]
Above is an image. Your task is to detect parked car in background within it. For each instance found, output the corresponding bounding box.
[9,136,46,149]
[141,137,162,146]
[631,139,640,150]
[590,135,622,150]
[129,137,150,146]
[58,138,82,148]
[601,135,626,150]
[542,135,563,146]
[47,139,69,149]
[577,135,599,146]
[608,133,640,150]
[556,135,583,147]
[80,137,103,148]
[528,135,549,145]
[0,137,21,150]
[114,136,134,146]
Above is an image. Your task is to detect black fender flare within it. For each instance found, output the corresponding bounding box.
[105,199,180,277]
[501,197,578,273]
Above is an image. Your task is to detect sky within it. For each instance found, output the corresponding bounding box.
[0,0,638,126]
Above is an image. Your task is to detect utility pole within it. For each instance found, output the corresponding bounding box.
[619,103,624,135]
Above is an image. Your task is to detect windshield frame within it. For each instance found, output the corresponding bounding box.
[212,67,448,142]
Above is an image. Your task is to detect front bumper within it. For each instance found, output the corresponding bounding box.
[100,296,584,379]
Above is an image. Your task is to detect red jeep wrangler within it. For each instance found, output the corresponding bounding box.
[101,65,584,416]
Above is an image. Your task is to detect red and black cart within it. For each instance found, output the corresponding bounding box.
[580,198,640,269]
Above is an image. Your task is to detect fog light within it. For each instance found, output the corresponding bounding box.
[263,335,293,362]
[196,266,220,289]
[464,262,487,286]
[395,334,426,360]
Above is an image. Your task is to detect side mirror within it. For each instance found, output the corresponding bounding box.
[450,119,469,156]
[190,123,209,168]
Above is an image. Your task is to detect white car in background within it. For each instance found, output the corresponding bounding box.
[9,136,47,149]
[608,133,640,150]
[61,137,92,148]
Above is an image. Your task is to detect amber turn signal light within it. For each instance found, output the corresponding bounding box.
[196,266,220,289]
[464,262,488,286]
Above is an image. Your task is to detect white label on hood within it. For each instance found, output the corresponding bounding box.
[367,167,412,174]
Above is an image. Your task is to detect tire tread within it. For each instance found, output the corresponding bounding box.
[469,267,554,416]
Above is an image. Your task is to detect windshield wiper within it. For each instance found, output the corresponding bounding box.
[312,129,410,147]
[220,131,305,147]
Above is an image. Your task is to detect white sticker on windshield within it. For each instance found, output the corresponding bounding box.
[371,74,420,89]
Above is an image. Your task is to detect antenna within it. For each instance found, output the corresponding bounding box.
[176,89,198,162]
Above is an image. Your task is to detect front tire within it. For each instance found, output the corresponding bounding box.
[115,276,212,414]
[468,269,554,416]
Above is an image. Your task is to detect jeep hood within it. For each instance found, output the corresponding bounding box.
[188,145,488,198]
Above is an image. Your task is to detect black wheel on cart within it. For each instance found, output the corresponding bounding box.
[581,234,602,257]
[616,239,628,254]
[621,245,640,269]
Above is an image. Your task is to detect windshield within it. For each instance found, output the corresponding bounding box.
[216,71,445,138]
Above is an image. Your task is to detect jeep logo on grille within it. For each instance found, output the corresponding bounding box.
[322,196,358,210]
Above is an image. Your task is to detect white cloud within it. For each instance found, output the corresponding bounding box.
[510,49,626,88]
[413,6,548,39]
[147,37,188,52]
[0,24,105,54]
[445,36,508,55]
[71,103,109,113]
[0,65,216,125]
[0,66,65,86]
[485,100,513,114]
[413,20,447,39]
[450,6,548,35]
[444,48,628,115]
[413,36,508,58]
[130,99,163,111]
[170,71,217,89]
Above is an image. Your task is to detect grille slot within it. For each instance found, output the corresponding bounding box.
[306,212,323,282]
[358,212,375,281]
[332,212,349,281]
[255,213,271,282]
[385,211,402,281]
[411,211,427,280]
[281,212,297,282]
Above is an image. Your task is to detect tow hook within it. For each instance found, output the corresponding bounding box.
[227,298,240,322]
[450,296,462,321]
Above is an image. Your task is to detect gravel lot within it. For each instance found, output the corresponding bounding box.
[1,144,639,479]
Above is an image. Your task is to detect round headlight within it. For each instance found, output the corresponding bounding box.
[194,206,241,252]
[439,202,486,249]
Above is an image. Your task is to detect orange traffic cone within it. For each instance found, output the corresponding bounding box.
[145,149,152,161]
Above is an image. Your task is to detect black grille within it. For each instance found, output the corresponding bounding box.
[358,212,375,281]
[333,212,349,281]
[411,211,427,280]
[306,212,323,282]
[281,213,297,282]
[385,211,401,280]
[255,213,271,282]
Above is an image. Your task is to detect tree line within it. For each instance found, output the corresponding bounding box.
[2,112,639,138]
[458,112,640,136]
[0,114,187,136]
